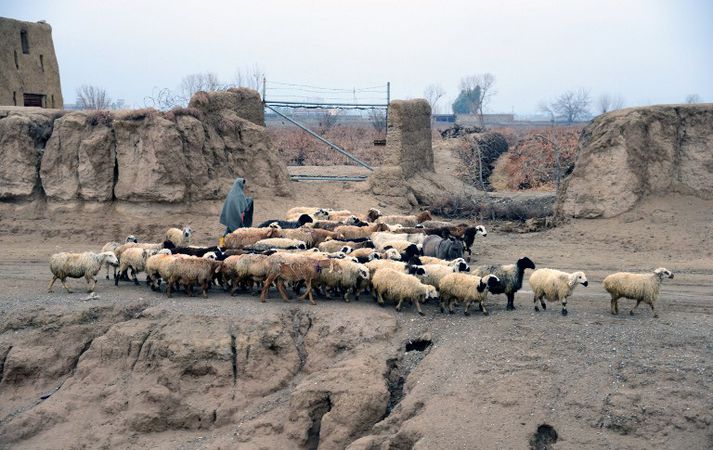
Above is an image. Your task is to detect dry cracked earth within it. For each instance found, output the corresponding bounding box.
[0,193,712,449]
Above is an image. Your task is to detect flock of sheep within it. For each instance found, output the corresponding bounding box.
[47,207,675,318]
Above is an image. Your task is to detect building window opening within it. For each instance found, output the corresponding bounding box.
[13,92,17,106]
[14,50,19,69]
[40,54,44,71]
[51,95,55,108]
[20,29,30,54]
[23,93,44,107]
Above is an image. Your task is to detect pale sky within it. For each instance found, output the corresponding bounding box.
[3,0,712,114]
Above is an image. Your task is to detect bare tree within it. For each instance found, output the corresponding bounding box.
[368,109,386,134]
[458,73,496,126]
[234,63,265,92]
[180,72,222,100]
[75,85,112,110]
[423,84,446,115]
[543,88,591,124]
[317,108,340,134]
[685,94,702,104]
[597,93,625,114]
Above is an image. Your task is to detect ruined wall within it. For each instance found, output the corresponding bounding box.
[0,89,290,203]
[557,104,713,218]
[0,18,63,108]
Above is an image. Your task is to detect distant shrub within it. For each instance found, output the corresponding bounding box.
[115,108,159,121]
[86,110,114,127]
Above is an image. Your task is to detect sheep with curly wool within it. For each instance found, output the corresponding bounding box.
[48,251,119,293]
[163,256,220,298]
[529,269,588,316]
[370,268,437,315]
[438,273,501,316]
[376,210,432,227]
[100,234,138,280]
[318,240,354,254]
[473,257,536,310]
[166,226,193,246]
[370,231,427,250]
[350,248,381,263]
[286,207,331,221]
[221,253,272,294]
[145,251,181,291]
[381,248,402,261]
[417,264,456,289]
[603,268,674,318]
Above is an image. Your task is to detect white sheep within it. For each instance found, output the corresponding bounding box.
[48,251,119,293]
[100,234,138,280]
[224,223,281,249]
[603,268,674,318]
[115,247,166,286]
[165,225,193,246]
[417,263,457,289]
[316,258,370,302]
[438,273,501,316]
[249,238,307,252]
[162,256,220,298]
[528,268,589,316]
[381,248,402,261]
[376,211,432,227]
[370,268,438,315]
[370,231,426,250]
[317,239,354,254]
[418,256,470,272]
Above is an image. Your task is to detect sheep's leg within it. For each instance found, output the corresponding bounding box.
[276,282,292,303]
[630,300,641,316]
[259,275,274,302]
[115,269,122,286]
[506,293,516,310]
[48,277,58,293]
[377,291,385,306]
[533,295,540,312]
[87,275,96,293]
[414,298,425,316]
[439,295,447,313]
[480,301,489,316]
[395,296,405,312]
[167,280,173,298]
[463,300,471,316]
[132,269,140,285]
[202,280,209,298]
[561,299,568,316]
[104,263,110,280]
[343,290,351,303]
[448,299,455,314]
[60,278,72,293]
[610,296,619,315]
[304,279,317,305]
[649,302,658,318]
[540,299,547,310]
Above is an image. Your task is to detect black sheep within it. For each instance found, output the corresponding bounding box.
[257,214,313,229]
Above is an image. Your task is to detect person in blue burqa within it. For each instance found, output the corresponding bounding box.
[220,177,253,236]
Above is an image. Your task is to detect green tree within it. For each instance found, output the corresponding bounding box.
[452,85,481,114]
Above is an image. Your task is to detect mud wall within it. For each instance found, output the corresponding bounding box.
[557,104,713,218]
[0,88,290,204]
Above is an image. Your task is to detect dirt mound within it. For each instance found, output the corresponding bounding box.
[0,89,290,204]
[557,104,713,218]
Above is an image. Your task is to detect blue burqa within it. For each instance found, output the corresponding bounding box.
[220,178,253,233]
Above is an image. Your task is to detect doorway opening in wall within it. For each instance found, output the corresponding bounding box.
[13,92,17,106]
[20,29,30,54]
[23,93,44,107]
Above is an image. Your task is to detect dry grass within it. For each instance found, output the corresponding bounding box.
[268,124,386,166]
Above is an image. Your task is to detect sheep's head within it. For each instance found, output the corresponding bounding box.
[345,215,360,226]
[102,252,119,266]
[383,248,401,260]
[452,258,470,272]
[358,267,369,280]
[340,246,353,254]
[126,234,138,243]
[203,251,218,260]
[572,271,588,287]
[654,268,674,279]
[366,208,382,222]
[478,274,500,292]
[182,226,193,238]
[475,225,487,237]
[425,285,439,300]
[298,214,314,226]
[157,248,172,255]
[297,243,307,250]
[517,256,536,271]
[314,208,331,220]
[268,222,282,230]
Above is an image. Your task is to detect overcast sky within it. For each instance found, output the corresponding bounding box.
[3,0,712,114]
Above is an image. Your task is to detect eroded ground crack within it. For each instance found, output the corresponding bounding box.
[291,309,313,373]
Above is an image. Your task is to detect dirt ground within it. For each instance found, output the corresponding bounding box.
[1,183,712,449]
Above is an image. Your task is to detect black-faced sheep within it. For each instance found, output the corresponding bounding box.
[166,226,193,246]
[603,268,674,318]
[370,268,438,315]
[48,251,119,293]
[438,273,501,316]
[257,214,314,229]
[170,245,222,257]
[528,268,588,316]
[418,256,470,272]
[472,257,536,310]
[286,207,331,220]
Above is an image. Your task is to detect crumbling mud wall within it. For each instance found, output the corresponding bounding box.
[0,88,290,204]
[370,99,479,209]
[557,104,713,218]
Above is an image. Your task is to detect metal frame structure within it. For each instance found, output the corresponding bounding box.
[263,79,390,181]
